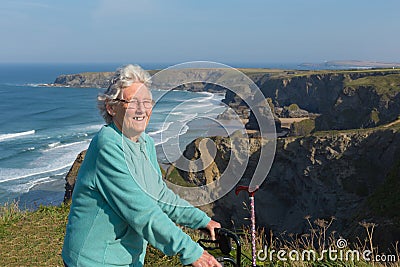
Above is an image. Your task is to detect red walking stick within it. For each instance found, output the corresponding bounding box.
[235,185,259,267]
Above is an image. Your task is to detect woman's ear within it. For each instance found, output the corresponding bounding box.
[106,101,116,116]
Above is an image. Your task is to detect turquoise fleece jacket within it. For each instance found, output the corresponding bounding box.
[62,123,210,267]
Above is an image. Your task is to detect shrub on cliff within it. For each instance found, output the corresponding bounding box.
[290,118,316,136]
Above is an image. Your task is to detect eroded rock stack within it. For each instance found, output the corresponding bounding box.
[170,126,400,250]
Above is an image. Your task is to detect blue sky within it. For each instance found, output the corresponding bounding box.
[0,0,399,65]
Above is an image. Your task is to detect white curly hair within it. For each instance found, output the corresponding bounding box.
[97,64,152,124]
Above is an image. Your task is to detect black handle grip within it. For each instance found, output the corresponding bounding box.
[197,228,241,266]
[198,227,222,236]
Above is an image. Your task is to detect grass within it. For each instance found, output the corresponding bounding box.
[1,201,399,266]
[290,118,316,136]
[0,202,69,267]
[0,201,199,266]
[164,164,197,187]
[344,74,400,95]
[231,219,400,266]
[311,118,399,137]
[1,153,399,266]
[368,158,400,223]
[291,68,400,78]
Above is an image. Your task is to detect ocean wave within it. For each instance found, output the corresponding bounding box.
[0,146,37,161]
[198,91,214,96]
[169,111,183,115]
[180,103,214,110]
[29,107,63,116]
[43,140,88,152]
[195,92,214,102]
[151,122,189,146]
[148,121,173,136]
[179,124,189,135]
[205,105,225,114]
[172,97,216,110]
[177,113,198,122]
[6,176,56,193]
[153,135,172,146]
[77,133,88,137]
[82,124,104,131]
[26,83,40,87]
[0,139,90,185]
[157,123,190,145]
[0,130,35,142]
[48,142,61,148]
[0,163,72,184]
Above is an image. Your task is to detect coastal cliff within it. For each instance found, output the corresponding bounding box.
[53,68,400,132]
[54,72,113,88]
[229,70,400,131]
[52,69,226,93]
[170,123,400,249]
[62,68,400,250]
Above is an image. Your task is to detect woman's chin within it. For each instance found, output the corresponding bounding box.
[122,124,146,138]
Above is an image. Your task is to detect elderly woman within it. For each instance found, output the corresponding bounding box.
[62,64,221,267]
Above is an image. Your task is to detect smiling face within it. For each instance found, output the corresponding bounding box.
[107,82,152,142]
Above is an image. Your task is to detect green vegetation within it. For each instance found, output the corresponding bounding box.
[0,203,69,266]
[368,159,400,223]
[290,119,316,136]
[297,68,400,76]
[344,74,400,95]
[0,202,186,266]
[0,202,398,266]
[287,103,300,111]
[370,109,380,124]
[311,118,400,137]
[164,165,196,187]
[161,164,196,187]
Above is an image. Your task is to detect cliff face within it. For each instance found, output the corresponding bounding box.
[226,71,400,131]
[53,69,400,131]
[54,72,113,88]
[172,125,400,249]
[52,69,227,93]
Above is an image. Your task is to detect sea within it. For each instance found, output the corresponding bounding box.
[0,63,234,209]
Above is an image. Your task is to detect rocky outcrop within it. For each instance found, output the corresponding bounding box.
[63,150,86,202]
[172,125,400,250]
[52,69,227,93]
[226,70,400,131]
[54,72,113,88]
[279,104,311,118]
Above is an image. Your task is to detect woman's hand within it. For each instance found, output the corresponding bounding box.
[206,220,221,241]
[192,250,222,267]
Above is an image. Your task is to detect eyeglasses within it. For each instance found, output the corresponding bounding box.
[115,98,154,109]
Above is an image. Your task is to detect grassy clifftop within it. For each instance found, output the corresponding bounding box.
[0,203,184,266]
[0,204,69,266]
[345,73,400,95]
[1,203,398,266]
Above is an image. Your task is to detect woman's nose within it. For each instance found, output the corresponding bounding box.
[135,102,146,112]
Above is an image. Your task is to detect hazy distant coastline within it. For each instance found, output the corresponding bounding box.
[300,60,400,69]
